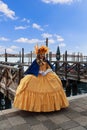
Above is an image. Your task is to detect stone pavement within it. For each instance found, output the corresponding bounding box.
[0,94,87,130]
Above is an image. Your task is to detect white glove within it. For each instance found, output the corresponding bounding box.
[45,69,52,74]
[39,71,43,74]
[42,69,53,76]
[39,69,53,76]
[39,71,45,76]
[41,71,46,76]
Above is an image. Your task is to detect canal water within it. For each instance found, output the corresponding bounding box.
[0,92,12,110]
[0,81,87,110]
[62,80,87,97]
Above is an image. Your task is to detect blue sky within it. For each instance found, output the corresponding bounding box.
[0,0,87,55]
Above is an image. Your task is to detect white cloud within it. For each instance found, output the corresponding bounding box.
[0,45,18,53]
[41,33,52,38]
[7,45,19,53]
[21,18,30,23]
[10,45,19,49]
[41,33,65,45]
[0,1,16,19]
[44,24,49,27]
[55,34,64,42]
[15,26,29,30]
[0,45,5,53]
[48,38,55,44]
[32,23,44,31]
[6,48,16,53]
[41,0,80,4]
[59,43,66,47]
[14,37,43,44]
[0,37,10,41]
[41,33,65,44]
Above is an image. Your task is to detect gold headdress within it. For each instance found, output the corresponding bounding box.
[34,44,49,55]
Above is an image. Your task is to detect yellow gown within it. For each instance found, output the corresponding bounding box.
[13,62,69,112]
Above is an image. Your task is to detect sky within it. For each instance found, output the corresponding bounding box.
[0,0,87,55]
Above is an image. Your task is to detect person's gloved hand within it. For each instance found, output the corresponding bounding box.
[41,71,46,76]
[39,71,46,76]
[39,71,43,74]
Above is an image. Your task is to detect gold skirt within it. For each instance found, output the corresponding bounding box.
[13,72,69,112]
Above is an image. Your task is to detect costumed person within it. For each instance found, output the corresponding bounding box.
[13,45,69,112]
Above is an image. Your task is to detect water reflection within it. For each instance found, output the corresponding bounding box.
[62,79,87,97]
[0,92,12,110]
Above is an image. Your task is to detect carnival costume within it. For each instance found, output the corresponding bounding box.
[13,45,69,112]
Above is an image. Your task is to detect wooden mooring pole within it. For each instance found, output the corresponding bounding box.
[5,49,7,62]
[46,38,48,59]
[22,48,24,63]
[65,50,67,79]
[49,51,52,62]
[30,51,32,63]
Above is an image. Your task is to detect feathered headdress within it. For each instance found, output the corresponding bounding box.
[34,44,49,54]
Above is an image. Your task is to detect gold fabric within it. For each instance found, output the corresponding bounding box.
[13,62,69,112]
